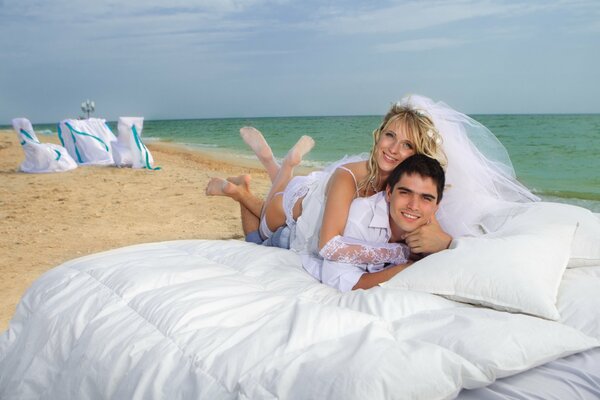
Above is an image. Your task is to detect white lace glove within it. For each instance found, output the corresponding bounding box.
[319,235,410,265]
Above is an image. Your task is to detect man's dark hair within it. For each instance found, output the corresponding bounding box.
[385,154,445,204]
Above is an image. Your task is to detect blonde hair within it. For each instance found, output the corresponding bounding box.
[358,103,447,194]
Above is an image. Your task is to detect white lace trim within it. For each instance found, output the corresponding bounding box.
[282,175,312,227]
[319,235,410,265]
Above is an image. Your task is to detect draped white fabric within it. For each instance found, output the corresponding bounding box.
[112,117,155,169]
[12,118,77,173]
[57,118,117,165]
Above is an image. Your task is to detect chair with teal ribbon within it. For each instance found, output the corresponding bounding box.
[12,118,77,173]
[57,118,117,165]
[112,117,160,170]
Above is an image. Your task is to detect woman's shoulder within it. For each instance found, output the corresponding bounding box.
[327,161,368,195]
[339,160,368,175]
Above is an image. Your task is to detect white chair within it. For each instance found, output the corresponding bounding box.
[112,117,158,169]
[12,118,77,173]
[57,118,117,165]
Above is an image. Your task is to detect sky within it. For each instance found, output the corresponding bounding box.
[1,0,599,123]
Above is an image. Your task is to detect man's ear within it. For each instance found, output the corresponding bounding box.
[385,184,392,202]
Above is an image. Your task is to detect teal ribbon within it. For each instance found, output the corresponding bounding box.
[57,123,66,147]
[20,128,63,161]
[19,129,40,144]
[64,122,109,151]
[64,123,83,163]
[64,122,111,163]
[132,125,160,170]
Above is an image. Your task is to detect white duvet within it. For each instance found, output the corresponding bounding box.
[1,240,599,400]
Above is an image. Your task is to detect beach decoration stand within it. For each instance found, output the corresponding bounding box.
[11,118,77,173]
[57,118,117,166]
[81,99,95,119]
[112,117,159,170]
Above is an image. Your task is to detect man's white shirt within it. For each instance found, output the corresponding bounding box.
[317,192,396,292]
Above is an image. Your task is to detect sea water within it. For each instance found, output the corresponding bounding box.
[10,114,600,211]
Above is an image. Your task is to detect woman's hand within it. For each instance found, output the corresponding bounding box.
[401,214,452,255]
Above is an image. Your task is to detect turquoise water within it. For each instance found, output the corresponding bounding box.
[4,114,599,211]
[477,114,600,211]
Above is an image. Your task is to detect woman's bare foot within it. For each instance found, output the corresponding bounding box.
[240,127,280,182]
[283,135,315,168]
[206,175,264,220]
[205,177,238,197]
[226,174,251,190]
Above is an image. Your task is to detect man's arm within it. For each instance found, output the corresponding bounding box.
[402,214,452,254]
[352,262,413,290]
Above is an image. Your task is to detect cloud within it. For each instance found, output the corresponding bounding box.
[1,0,598,122]
[0,0,282,18]
[306,0,600,41]
[310,0,556,35]
[0,0,283,61]
[375,37,465,53]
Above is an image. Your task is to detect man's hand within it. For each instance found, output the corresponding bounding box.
[401,214,452,254]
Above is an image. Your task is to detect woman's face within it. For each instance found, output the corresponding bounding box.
[375,119,416,175]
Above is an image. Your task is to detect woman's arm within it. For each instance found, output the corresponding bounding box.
[318,165,410,265]
[318,167,360,250]
[319,236,410,265]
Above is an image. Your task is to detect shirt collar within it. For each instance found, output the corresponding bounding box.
[370,192,390,230]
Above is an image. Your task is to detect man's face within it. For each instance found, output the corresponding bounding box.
[386,173,439,234]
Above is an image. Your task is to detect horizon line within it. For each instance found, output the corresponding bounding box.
[3,111,600,127]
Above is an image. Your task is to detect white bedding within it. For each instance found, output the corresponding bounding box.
[1,240,599,399]
[458,347,600,399]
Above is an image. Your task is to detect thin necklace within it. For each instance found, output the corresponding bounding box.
[369,177,378,194]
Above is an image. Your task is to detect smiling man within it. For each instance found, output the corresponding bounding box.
[320,154,446,291]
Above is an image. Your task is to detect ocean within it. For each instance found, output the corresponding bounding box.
[6,114,600,211]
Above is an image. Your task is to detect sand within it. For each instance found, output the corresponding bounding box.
[0,130,274,332]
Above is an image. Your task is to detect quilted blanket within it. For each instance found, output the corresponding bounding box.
[1,240,599,399]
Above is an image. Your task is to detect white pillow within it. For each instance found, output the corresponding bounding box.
[382,223,576,320]
[480,202,600,267]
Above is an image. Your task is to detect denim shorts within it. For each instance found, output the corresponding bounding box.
[245,226,291,249]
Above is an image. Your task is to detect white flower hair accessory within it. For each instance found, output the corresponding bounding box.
[395,100,432,119]
[415,108,430,118]
[427,128,442,145]
[394,98,441,144]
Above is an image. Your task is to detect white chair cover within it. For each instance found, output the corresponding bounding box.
[57,118,117,165]
[112,117,157,169]
[12,118,77,173]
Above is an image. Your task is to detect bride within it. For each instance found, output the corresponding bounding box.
[206,95,538,277]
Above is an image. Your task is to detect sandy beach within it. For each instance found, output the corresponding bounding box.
[0,130,273,331]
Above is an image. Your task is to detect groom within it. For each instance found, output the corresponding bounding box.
[320,154,447,291]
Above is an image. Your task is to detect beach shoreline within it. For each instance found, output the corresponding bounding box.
[0,130,274,331]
